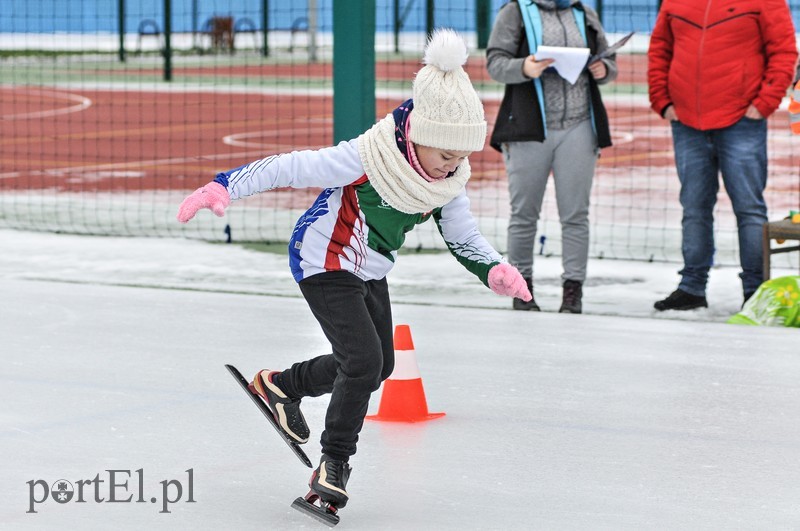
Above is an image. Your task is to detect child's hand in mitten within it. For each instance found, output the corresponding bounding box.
[176,182,231,223]
[488,263,532,301]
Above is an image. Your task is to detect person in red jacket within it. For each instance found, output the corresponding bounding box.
[647,0,797,311]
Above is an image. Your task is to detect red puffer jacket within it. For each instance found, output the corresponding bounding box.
[648,0,798,130]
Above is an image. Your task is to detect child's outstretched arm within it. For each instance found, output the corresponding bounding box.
[434,190,531,301]
[176,139,364,223]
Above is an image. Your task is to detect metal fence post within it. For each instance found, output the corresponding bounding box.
[163,0,172,81]
[426,0,434,36]
[476,0,491,49]
[118,0,126,62]
[333,0,376,142]
[262,0,270,56]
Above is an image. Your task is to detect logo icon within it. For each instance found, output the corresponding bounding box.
[50,480,74,504]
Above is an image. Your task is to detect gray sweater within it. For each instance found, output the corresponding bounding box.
[487,0,617,131]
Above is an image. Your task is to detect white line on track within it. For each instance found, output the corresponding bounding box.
[1,86,92,120]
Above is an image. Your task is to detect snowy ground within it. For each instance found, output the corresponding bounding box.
[3,228,797,322]
[2,229,799,530]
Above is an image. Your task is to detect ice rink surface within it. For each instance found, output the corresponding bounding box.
[2,230,800,530]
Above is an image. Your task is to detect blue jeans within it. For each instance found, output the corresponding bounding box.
[670,117,767,297]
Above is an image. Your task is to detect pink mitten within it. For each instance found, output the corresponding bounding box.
[176,182,231,223]
[488,263,532,301]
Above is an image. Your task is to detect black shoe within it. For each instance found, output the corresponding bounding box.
[512,277,540,311]
[558,279,583,314]
[310,455,352,508]
[252,370,310,444]
[654,289,708,311]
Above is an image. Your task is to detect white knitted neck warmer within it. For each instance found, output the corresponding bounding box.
[357,114,471,214]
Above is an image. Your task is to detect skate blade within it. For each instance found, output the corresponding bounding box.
[291,496,340,527]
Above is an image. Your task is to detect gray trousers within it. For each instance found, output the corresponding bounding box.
[503,119,597,282]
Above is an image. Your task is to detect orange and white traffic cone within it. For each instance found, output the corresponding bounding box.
[366,324,445,423]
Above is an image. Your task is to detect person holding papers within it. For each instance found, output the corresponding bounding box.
[487,0,617,313]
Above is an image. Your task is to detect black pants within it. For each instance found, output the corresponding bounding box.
[278,271,395,461]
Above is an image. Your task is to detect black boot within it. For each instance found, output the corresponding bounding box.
[653,289,708,311]
[743,290,756,308]
[512,277,540,311]
[310,455,352,508]
[559,279,583,314]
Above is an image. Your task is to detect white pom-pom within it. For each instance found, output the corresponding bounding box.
[422,28,468,72]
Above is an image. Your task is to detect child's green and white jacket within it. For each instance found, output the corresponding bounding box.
[214,103,503,286]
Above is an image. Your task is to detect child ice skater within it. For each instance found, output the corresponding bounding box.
[177,29,531,511]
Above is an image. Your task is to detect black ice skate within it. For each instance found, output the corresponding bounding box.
[292,456,352,527]
[224,364,312,467]
[251,369,310,444]
[310,456,351,507]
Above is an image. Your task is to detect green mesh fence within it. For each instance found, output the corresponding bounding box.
[1,0,798,269]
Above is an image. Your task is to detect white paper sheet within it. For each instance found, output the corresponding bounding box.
[534,45,590,85]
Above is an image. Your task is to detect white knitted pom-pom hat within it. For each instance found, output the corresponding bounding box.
[408,28,487,153]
